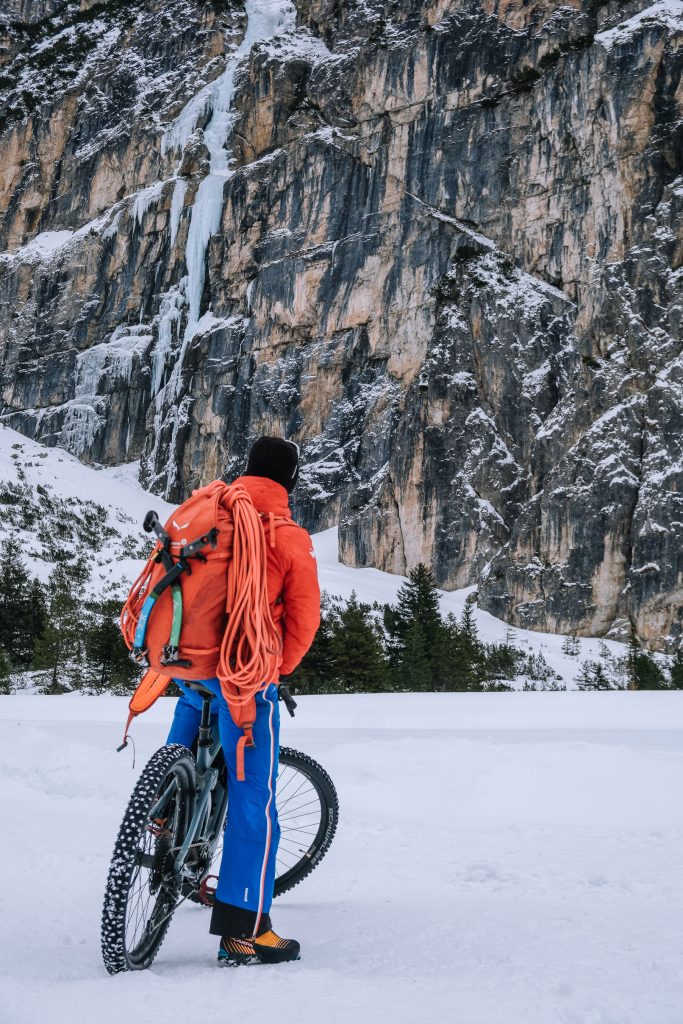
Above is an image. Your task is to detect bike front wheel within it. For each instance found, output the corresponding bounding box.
[101,743,195,974]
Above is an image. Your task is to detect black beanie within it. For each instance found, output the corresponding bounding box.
[245,436,300,493]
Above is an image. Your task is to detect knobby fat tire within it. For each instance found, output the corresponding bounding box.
[273,747,339,897]
[101,743,194,974]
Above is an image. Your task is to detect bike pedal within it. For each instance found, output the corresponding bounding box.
[199,874,218,906]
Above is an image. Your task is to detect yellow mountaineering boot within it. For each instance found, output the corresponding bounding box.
[217,925,300,966]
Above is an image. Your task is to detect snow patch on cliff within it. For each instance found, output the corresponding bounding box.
[596,1,683,50]
[0,230,74,264]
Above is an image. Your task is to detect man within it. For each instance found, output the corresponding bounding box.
[166,436,321,966]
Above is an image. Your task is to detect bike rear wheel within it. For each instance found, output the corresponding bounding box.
[274,747,339,897]
[101,744,194,974]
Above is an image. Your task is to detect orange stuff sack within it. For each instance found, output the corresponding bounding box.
[117,669,172,751]
[120,480,283,777]
[129,669,173,713]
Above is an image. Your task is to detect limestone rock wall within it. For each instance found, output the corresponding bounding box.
[0,0,682,648]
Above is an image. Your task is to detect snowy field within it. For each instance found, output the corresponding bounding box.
[1,691,682,1024]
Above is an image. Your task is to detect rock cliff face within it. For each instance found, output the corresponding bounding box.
[1,0,682,648]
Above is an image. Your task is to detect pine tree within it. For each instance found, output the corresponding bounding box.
[33,560,87,691]
[0,537,32,665]
[625,630,667,690]
[576,660,613,690]
[397,620,432,691]
[0,646,11,695]
[626,631,640,690]
[565,630,581,655]
[631,651,667,690]
[441,614,478,690]
[288,592,335,694]
[482,639,522,688]
[84,599,138,693]
[669,650,683,690]
[329,592,391,692]
[460,602,479,646]
[385,563,445,689]
[460,602,485,675]
[25,577,47,667]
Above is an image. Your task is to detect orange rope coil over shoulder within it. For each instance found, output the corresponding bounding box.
[218,483,282,780]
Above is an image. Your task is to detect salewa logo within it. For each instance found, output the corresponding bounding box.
[172,519,190,530]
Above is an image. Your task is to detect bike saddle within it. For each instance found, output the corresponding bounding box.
[182,681,216,700]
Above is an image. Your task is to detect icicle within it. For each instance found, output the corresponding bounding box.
[169,178,188,247]
[151,283,187,396]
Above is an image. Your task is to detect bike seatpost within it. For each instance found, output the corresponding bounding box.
[198,694,212,747]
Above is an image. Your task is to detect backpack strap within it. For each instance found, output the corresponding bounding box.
[261,511,296,549]
[235,716,256,782]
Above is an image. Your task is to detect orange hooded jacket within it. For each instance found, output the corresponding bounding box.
[235,474,321,678]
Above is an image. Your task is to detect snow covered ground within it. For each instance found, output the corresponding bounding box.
[1,691,682,1024]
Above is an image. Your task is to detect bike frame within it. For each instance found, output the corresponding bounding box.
[148,690,228,879]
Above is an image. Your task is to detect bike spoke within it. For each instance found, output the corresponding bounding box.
[277,777,310,812]
[278,796,321,817]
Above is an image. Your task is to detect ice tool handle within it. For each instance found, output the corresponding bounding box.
[130,510,219,668]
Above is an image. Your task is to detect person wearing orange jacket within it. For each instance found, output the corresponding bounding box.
[166,436,321,966]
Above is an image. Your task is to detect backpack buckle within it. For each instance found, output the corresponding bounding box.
[131,646,150,667]
[159,644,192,668]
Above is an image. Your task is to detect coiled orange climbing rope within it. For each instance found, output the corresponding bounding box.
[217,483,282,780]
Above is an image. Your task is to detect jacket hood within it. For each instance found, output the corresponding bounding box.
[235,475,292,517]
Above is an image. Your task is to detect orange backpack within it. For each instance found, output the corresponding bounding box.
[120,480,286,778]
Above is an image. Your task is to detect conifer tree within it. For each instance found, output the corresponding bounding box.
[84,599,138,693]
[626,630,667,690]
[460,601,479,646]
[397,620,432,691]
[562,634,580,656]
[25,577,47,668]
[384,563,445,688]
[626,632,640,689]
[631,651,667,690]
[288,592,335,693]
[0,646,11,695]
[441,613,478,690]
[329,592,391,692]
[669,649,683,690]
[593,663,611,690]
[0,537,31,664]
[577,660,612,690]
[33,560,88,691]
[459,601,485,681]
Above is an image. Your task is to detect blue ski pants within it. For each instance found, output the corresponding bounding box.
[166,679,280,929]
